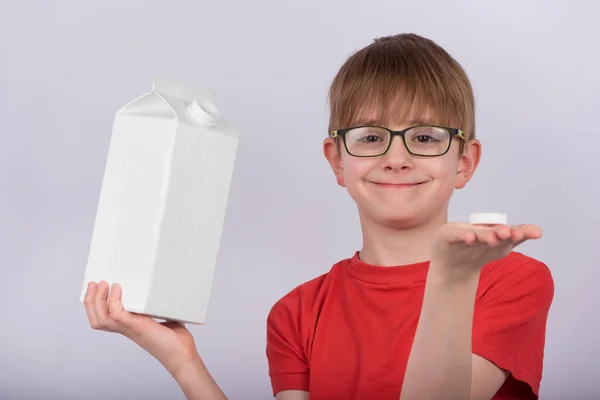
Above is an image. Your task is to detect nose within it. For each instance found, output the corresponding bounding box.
[381,136,413,170]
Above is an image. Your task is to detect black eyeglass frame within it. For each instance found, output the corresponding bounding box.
[329,125,466,157]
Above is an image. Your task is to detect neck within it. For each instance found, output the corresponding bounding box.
[358,210,448,267]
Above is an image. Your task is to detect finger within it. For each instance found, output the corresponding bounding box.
[463,229,478,244]
[475,227,501,246]
[519,224,542,239]
[509,224,544,249]
[512,237,528,248]
[107,283,127,322]
[83,282,99,328]
[108,284,155,340]
[94,281,113,330]
[509,225,525,242]
[494,225,513,241]
[444,223,478,244]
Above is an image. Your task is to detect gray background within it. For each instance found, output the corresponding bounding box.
[1,0,599,399]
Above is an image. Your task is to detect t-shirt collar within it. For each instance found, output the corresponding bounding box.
[346,251,430,286]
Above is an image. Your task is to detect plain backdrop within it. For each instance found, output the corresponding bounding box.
[1,0,599,399]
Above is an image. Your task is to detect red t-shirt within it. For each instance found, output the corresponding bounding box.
[266,251,554,399]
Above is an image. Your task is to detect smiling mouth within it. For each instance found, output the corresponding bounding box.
[371,181,426,188]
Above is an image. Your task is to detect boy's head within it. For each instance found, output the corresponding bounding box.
[323,33,481,229]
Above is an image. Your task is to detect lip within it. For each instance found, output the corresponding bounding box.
[371,181,426,188]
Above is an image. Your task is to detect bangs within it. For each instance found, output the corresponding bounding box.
[328,34,475,139]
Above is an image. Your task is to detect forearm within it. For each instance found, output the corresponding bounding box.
[172,355,228,400]
[400,264,480,400]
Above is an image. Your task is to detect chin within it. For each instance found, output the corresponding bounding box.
[380,215,425,229]
[351,183,451,229]
[358,197,448,230]
[361,206,425,229]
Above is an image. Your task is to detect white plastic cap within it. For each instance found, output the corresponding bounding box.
[469,212,508,225]
[187,100,220,128]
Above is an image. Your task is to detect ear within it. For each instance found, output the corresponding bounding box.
[323,137,346,187]
[455,138,481,189]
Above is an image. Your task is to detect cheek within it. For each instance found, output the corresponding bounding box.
[429,158,456,175]
[429,160,459,191]
[341,159,374,186]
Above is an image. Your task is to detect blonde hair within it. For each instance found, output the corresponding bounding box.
[327,33,476,141]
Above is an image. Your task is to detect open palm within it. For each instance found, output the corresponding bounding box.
[431,222,543,279]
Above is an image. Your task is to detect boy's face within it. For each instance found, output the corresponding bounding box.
[323,120,481,228]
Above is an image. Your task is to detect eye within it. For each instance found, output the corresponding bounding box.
[347,127,389,146]
[363,135,382,143]
[408,126,448,144]
[355,132,385,143]
[414,134,437,143]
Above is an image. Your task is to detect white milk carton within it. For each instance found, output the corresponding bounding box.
[80,77,238,325]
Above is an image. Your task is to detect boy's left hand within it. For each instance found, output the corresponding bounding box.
[430,223,543,283]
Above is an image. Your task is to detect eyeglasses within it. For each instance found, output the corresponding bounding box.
[330,125,466,157]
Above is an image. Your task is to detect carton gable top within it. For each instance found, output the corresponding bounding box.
[117,77,232,134]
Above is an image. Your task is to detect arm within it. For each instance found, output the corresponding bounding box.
[174,360,310,400]
[400,224,552,400]
[276,390,310,400]
[267,288,312,397]
[172,355,228,400]
[83,282,229,400]
[400,257,553,400]
[400,267,503,400]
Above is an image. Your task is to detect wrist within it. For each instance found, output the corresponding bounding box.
[428,258,481,288]
[169,351,203,381]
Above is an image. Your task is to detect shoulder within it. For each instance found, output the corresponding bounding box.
[472,252,554,397]
[265,257,351,374]
[481,251,554,288]
[477,251,555,308]
[267,257,350,326]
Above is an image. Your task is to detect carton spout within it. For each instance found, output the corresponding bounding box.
[187,100,219,128]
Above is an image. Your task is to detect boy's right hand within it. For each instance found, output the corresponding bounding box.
[83,281,199,377]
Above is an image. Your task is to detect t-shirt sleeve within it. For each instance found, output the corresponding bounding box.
[266,287,310,396]
[472,257,554,399]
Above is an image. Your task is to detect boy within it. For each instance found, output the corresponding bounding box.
[84,33,554,400]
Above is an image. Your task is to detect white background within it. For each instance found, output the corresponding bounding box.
[1,0,599,399]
